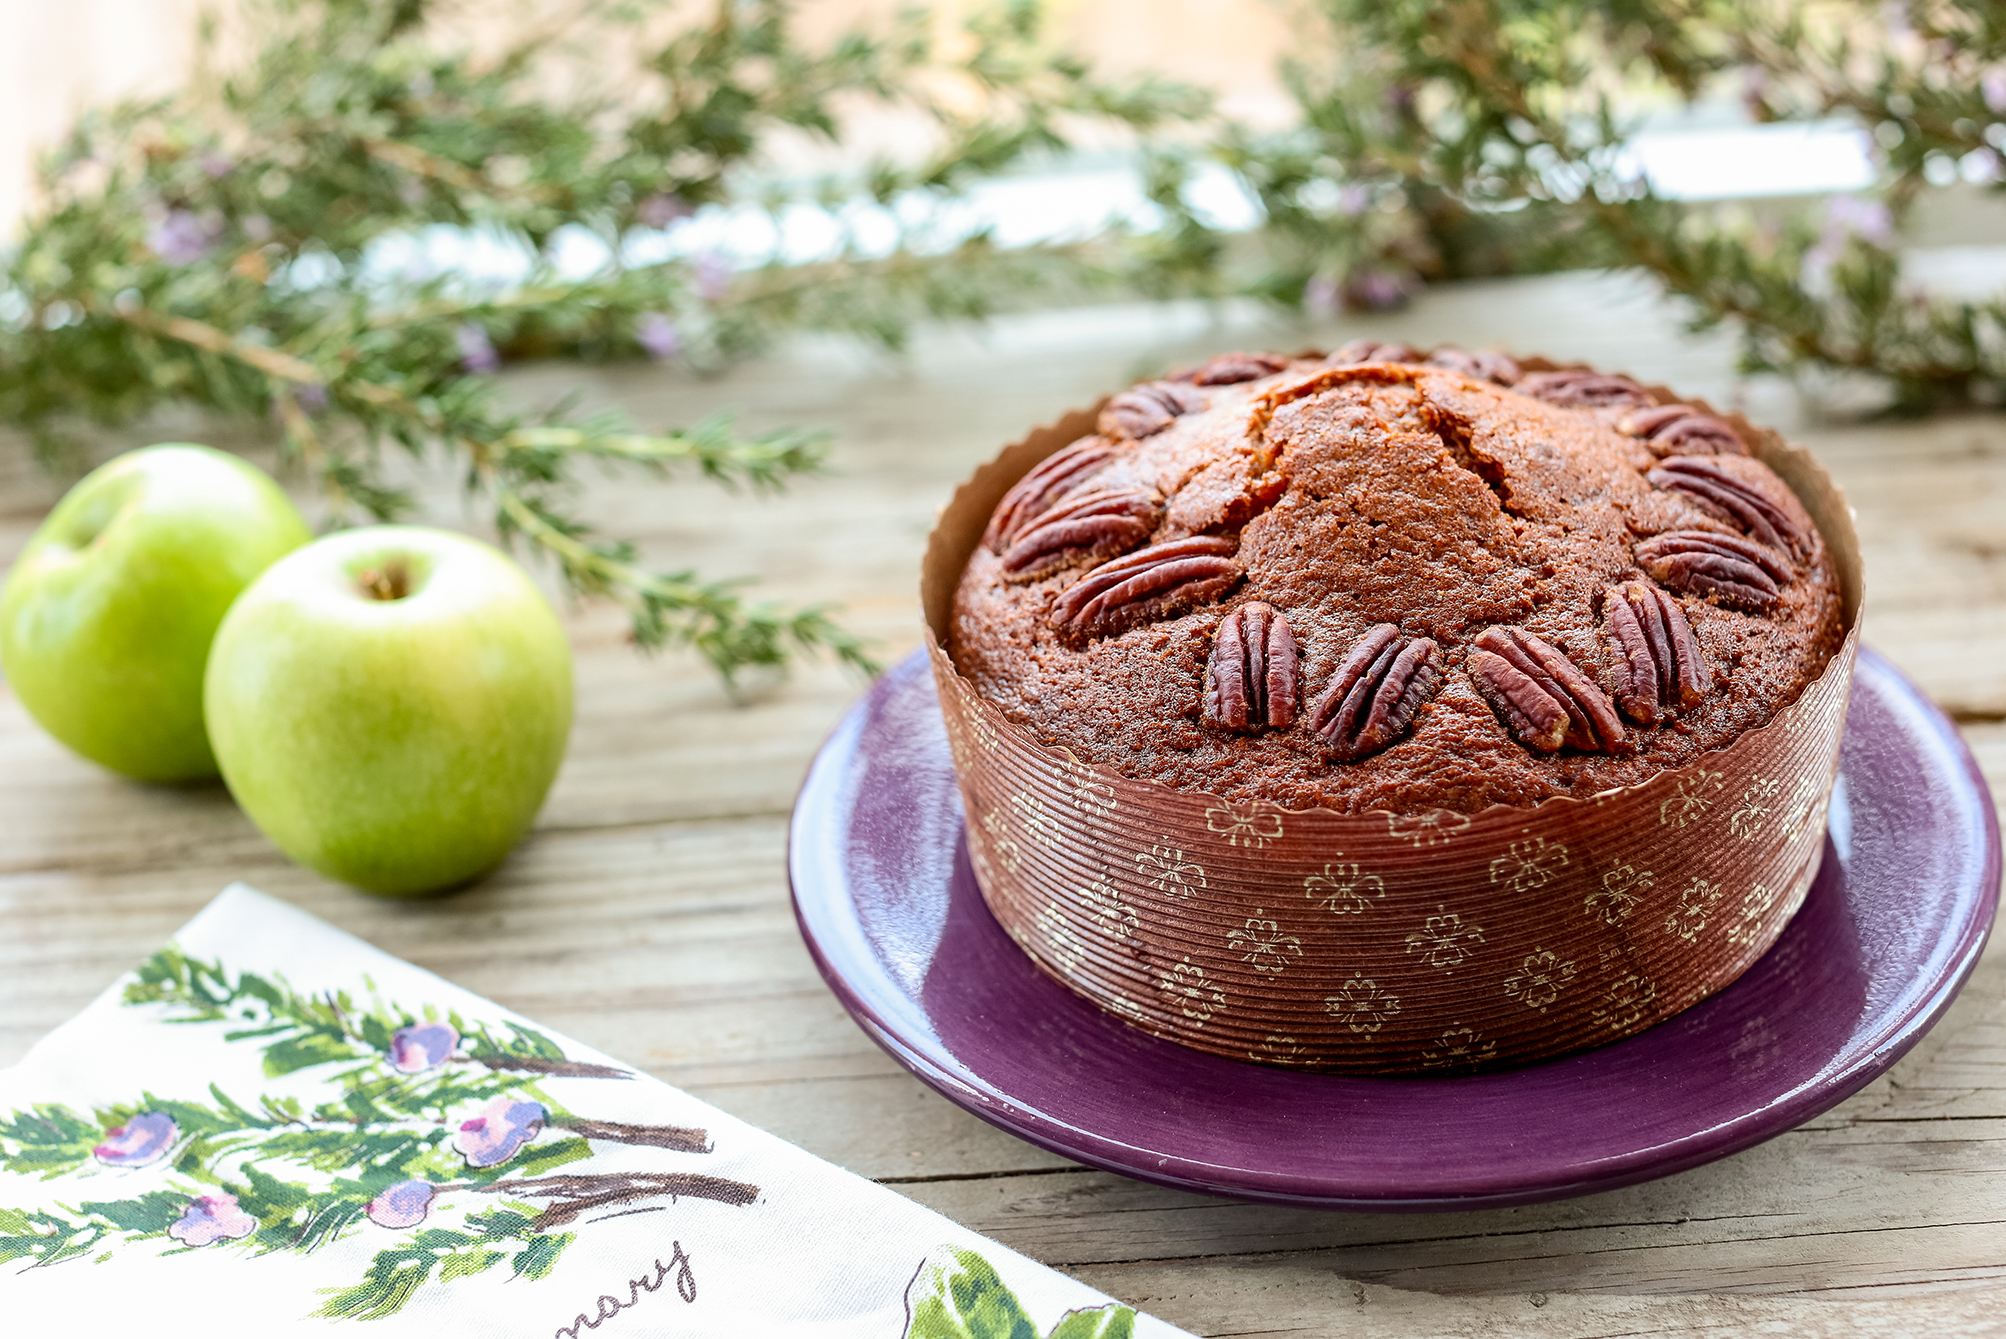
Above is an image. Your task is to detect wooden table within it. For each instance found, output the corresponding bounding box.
[4,272,2003,1337]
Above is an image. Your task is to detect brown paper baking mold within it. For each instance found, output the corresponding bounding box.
[920,358,1862,1074]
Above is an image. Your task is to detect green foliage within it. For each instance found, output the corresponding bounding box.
[0,0,1205,683]
[1146,0,2006,410]
[904,1245,1134,1339]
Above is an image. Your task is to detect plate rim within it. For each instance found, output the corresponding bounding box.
[788,646,2001,1210]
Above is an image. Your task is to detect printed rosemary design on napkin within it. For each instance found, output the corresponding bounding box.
[0,945,759,1319]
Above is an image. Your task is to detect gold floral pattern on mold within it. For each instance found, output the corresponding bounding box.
[1729,777,1783,840]
[1304,859,1386,916]
[1079,871,1142,950]
[1782,775,1824,839]
[1593,971,1659,1032]
[1136,844,1206,899]
[1158,956,1226,1025]
[1227,911,1304,975]
[1325,973,1401,1034]
[1420,1023,1498,1071]
[1725,882,1781,948]
[1249,1034,1310,1066]
[1665,876,1723,942]
[1490,835,1570,893]
[1010,791,1062,849]
[1406,909,1485,972]
[1205,800,1285,849]
[978,807,1023,876]
[1385,812,1472,847]
[1051,757,1117,817]
[1505,949,1577,1013]
[1660,769,1724,829]
[1587,860,1655,924]
[1034,902,1091,975]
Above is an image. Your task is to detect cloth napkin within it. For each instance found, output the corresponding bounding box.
[0,884,1186,1337]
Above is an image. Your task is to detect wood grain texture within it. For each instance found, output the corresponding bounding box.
[2,273,2002,1336]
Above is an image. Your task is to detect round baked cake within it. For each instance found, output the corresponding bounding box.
[950,342,1847,815]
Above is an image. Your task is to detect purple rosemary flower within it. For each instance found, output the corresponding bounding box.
[1336,184,1371,217]
[1825,194,1894,248]
[1302,273,1340,316]
[199,151,234,180]
[366,1179,438,1228]
[167,1193,257,1247]
[452,1097,546,1168]
[1343,269,1413,312]
[456,323,501,374]
[636,192,692,229]
[1740,66,1771,120]
[1983,69,2006,116]
[93,1112,178,1167]
[146,209,222,265]
[692,250,732,302]
[388,1021,459,1073]
[636,313,681,361]
[294,383,329,416]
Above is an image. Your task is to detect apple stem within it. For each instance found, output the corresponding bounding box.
[357,558,412,601]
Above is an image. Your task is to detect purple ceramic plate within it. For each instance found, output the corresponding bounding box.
[789,648,1999,1210]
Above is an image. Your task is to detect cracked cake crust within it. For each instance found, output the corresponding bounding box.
[947,353,1846,815]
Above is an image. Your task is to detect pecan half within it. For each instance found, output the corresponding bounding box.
[1516,369,1655,411]
[1647,456,1813,558]
[1000,488,1161,582]
[1634,529,1790,612]
[1049,536,1243,642]
[1616,404,1746,456]
[1426,346,1523,385]
[1470,626,1627,753]
[1205,602,1301,732]
[1331,339,1423,365]
[1601,582,1712,725]
[1190,351,1291,386]
[1098,382,1208,441]
[1308,624,1443,762]
[984,438,1115,553]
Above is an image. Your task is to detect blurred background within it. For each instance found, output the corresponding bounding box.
[2,0,2003,678]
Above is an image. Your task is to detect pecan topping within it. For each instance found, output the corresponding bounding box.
[1190,351,1291,386]
[1331,339,1423,365]
[984,438,1115,553]
[1648,456,1813,558]
[1308,624,1443,762]
[999,488,1161,581]
[1049,536,1242,642]
[1616,404,1746,455]
[1634,529,1790,612]
[1515,369,1655,411]
[1098,382,1208,441]
[1205,602,1301,732]
[1470,626,1627,753]
[1426,346,1522,385]
[1601,582,1712,725]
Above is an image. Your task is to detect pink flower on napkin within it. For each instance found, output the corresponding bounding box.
[366,1179,438,1228]
[168,1193,257,1246]
[93,1111,178,1167]
[388,1022,459,1073]
[452,1097,546,1168]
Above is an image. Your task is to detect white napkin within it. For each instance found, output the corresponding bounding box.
[0,884,1186,1337]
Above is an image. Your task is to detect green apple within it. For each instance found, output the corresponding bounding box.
[203,525,573,897]
[0,443,312,781]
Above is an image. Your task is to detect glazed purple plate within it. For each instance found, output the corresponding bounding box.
[788,648,1999,1210]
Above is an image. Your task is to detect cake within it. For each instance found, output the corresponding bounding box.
[949,343,1846,816]
[923,344,1858,1071]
